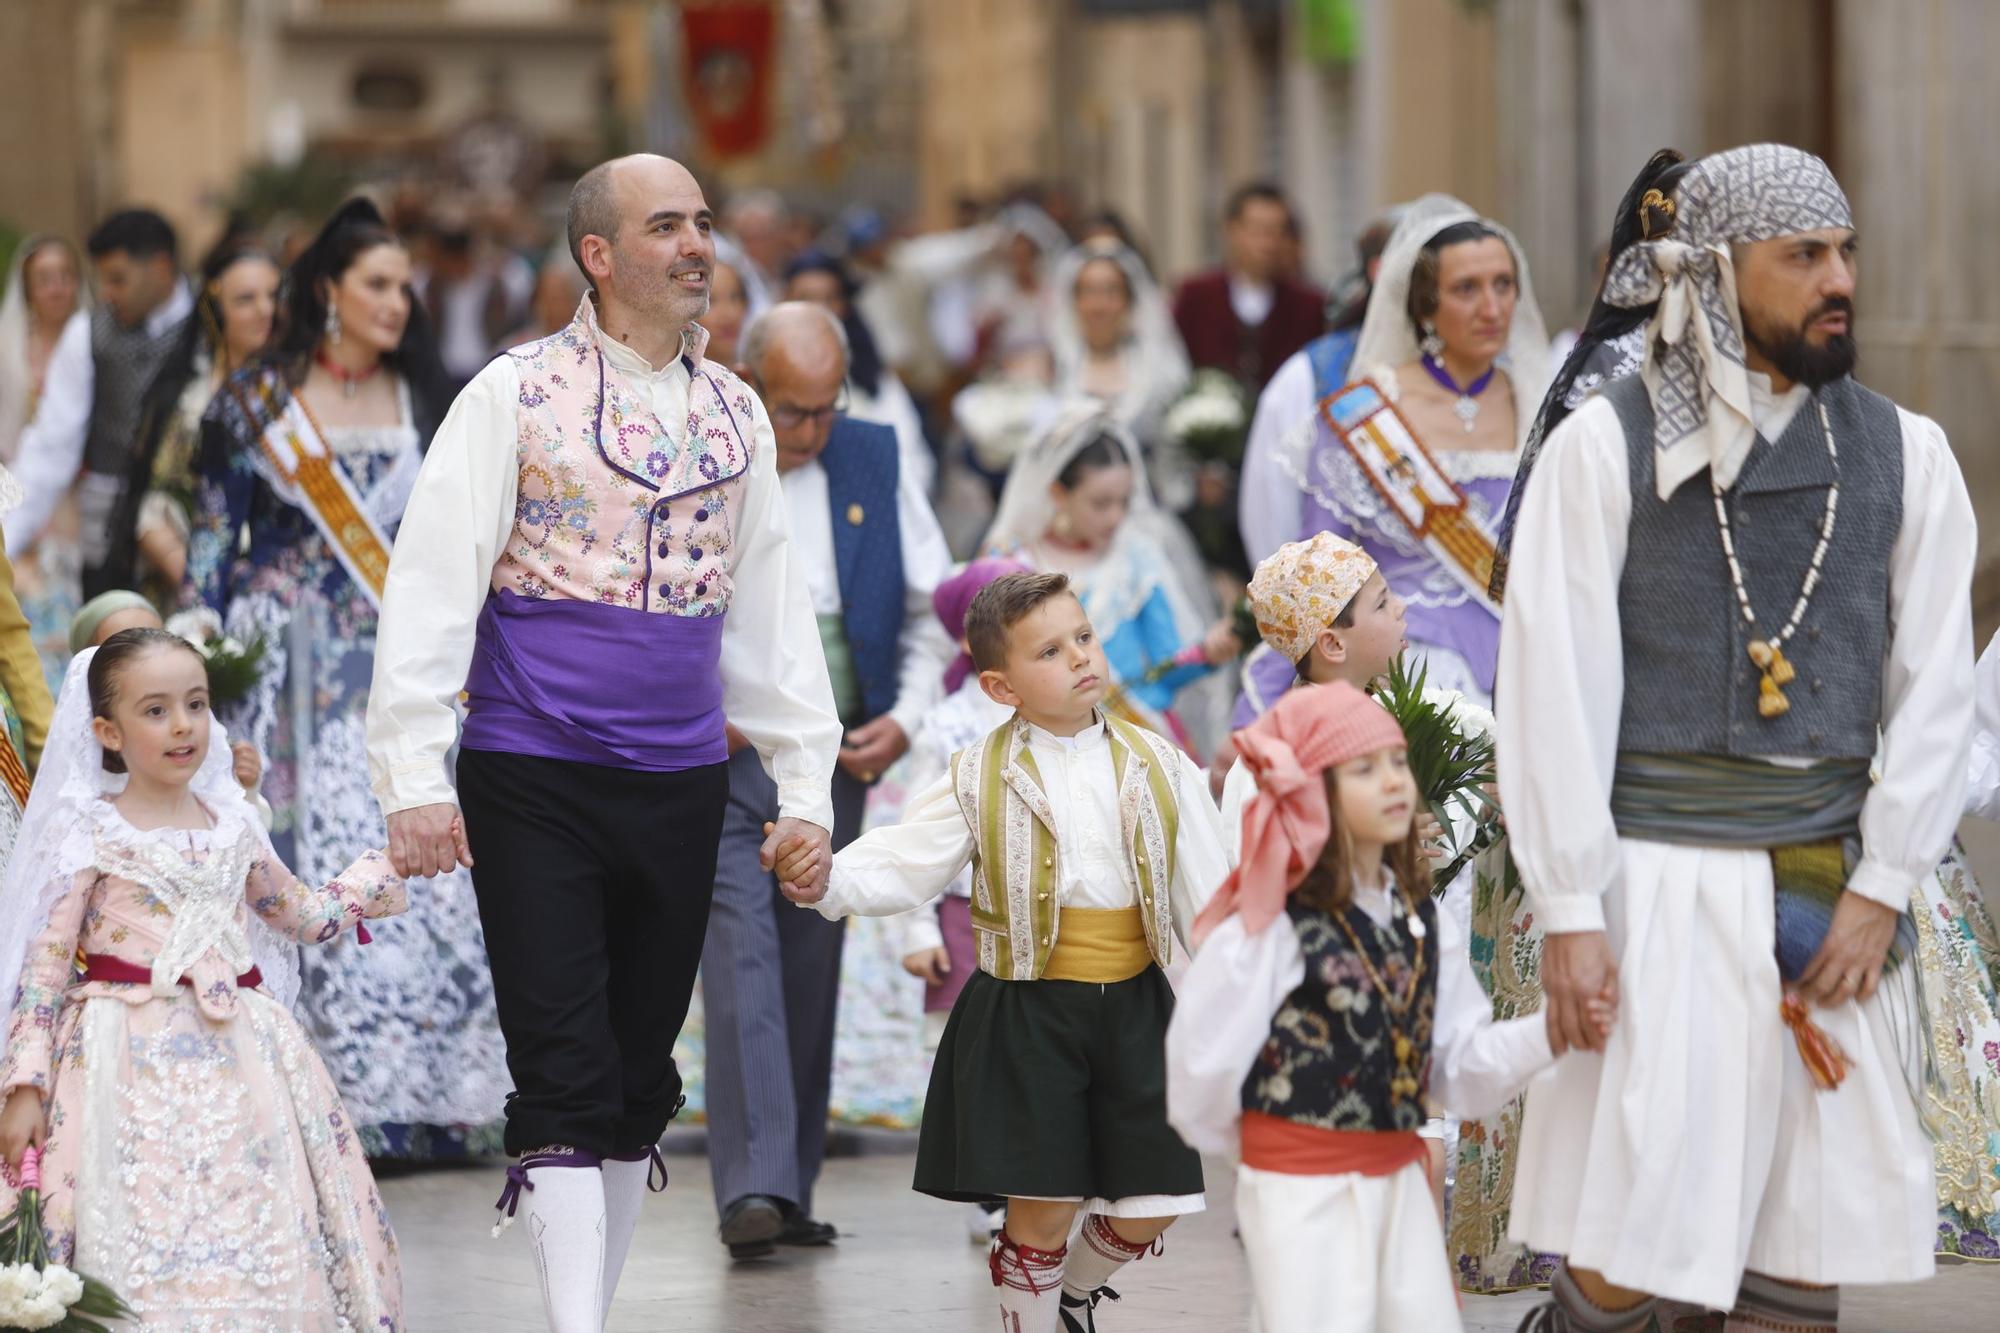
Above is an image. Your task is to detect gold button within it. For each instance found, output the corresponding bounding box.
[1041,937,1050,946]
[1038,892,1049,901]
[846,502,865,525]
[1043,857,1053,868]
[1136,856,1146,867]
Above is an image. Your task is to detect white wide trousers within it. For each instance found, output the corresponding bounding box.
[1237,1159,1463,1332]
[1506,839,1936,1310]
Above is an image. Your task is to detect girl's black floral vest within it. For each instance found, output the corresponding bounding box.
[1240,893,1440,1132]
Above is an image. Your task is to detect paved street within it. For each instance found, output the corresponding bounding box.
[386,1136,1999,1331]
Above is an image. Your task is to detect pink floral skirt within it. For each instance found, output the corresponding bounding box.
[0,986,403,1331]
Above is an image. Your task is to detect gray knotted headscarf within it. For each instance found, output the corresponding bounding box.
[1602,143,1853,500]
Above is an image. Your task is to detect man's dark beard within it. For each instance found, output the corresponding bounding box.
[1742,297,1857,388]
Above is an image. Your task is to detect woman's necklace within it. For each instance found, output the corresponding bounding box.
[314,347,382,400]
[1712,398,1840,719]
[1330,878,1429,1100]
[1419,353,1497,433]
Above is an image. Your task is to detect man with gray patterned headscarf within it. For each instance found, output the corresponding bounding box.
[1496,144,1975,1330]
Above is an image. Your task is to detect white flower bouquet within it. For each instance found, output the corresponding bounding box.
[1162,369,1251,468]
[0,1148,133,1331]
[164,610,268,709]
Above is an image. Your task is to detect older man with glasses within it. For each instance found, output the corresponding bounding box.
[704,300,954,1259]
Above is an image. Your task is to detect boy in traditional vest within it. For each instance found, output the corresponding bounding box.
[1220,531,1407,859]
[784,570,1229,1333]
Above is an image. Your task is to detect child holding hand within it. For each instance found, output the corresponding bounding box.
[782,570,1229,1333]
[0,629,406,1328]
[1166,681,1611,1333]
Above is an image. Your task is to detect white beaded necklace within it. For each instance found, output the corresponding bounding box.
[1711,398,1839,719]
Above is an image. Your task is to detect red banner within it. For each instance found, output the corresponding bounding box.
[680,1,777,159]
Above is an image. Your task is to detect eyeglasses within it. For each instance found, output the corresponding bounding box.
[768,384,849,431]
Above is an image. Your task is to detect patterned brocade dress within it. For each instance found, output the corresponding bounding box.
[0,798,405,1330]
[190,369,511,1159]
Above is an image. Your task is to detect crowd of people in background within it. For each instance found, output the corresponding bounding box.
[1,142,1997,1333]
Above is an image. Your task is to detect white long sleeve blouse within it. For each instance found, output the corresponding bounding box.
[814,717,1230,948]
[1165,878,1554,1157]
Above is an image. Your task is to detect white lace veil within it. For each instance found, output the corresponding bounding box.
[0,647,300,1039]
[1048,240,1192,437]
[1348,193,1551,453]
[0,236,90,464]
[982,403,1228,748]
[985,401,1216,622]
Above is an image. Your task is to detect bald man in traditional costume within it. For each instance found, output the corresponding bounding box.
[1499,144,1975,1330]
[365,155,841,1332]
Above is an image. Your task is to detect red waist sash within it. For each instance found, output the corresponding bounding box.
[81,954,263,992]
[1239,1111,1429,1178]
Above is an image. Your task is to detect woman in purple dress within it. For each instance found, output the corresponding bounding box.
[1236,194,1548,717]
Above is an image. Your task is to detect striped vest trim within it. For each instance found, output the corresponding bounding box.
[951,713,1182,981]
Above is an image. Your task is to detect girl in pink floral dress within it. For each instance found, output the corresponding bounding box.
[0,629,405,1330]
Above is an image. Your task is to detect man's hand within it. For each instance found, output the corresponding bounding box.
[386,802,474,879]
[1797,890,1901,1009]
[725,723,753,756]
[902,946,951,986]
[1542,929,1620,1056]
[837,717,909,784]
[762,817,831,903]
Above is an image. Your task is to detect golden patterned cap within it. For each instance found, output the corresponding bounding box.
[1248,532,1378,663]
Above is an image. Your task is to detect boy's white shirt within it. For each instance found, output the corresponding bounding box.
[816,713,1230,954]
[1164,875,1553,1157]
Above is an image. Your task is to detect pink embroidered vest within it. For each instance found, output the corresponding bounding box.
[459,301,757,772]
[493,301,756,615]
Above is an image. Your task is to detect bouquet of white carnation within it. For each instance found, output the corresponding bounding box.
[164,609,268,709]
[0,1148,133,1331]
[1162,369,1251,468]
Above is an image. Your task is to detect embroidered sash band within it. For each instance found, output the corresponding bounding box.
[1319,379,1500,615]
[237,379,395,607]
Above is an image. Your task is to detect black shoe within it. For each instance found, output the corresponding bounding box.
[719,1194,785,1260]
[1058,1285,1120,1333]
[775,1203,838,1247]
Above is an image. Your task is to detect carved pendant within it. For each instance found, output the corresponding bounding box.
[1394,1033,1413,1067]
[1767,645,1796,686]
[1758,673,1791,718]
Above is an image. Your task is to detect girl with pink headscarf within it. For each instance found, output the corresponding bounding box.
[1165,681,1601,1333]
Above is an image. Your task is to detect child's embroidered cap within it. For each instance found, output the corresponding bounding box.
[1247,533,1378,664]
[1191,681,1406,946]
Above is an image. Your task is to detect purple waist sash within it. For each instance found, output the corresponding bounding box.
[462,590,728,772]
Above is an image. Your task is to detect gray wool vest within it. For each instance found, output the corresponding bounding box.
[85,303,186,478]
[1607,373,1902,762]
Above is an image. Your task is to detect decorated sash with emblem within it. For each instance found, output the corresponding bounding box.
[229,380,395,607]
[1319,379,1500,615]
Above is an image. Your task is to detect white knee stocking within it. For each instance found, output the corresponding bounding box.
[992,1230,1067,1333]
[600,1148,667,1326]
[496,1148,606,1333]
